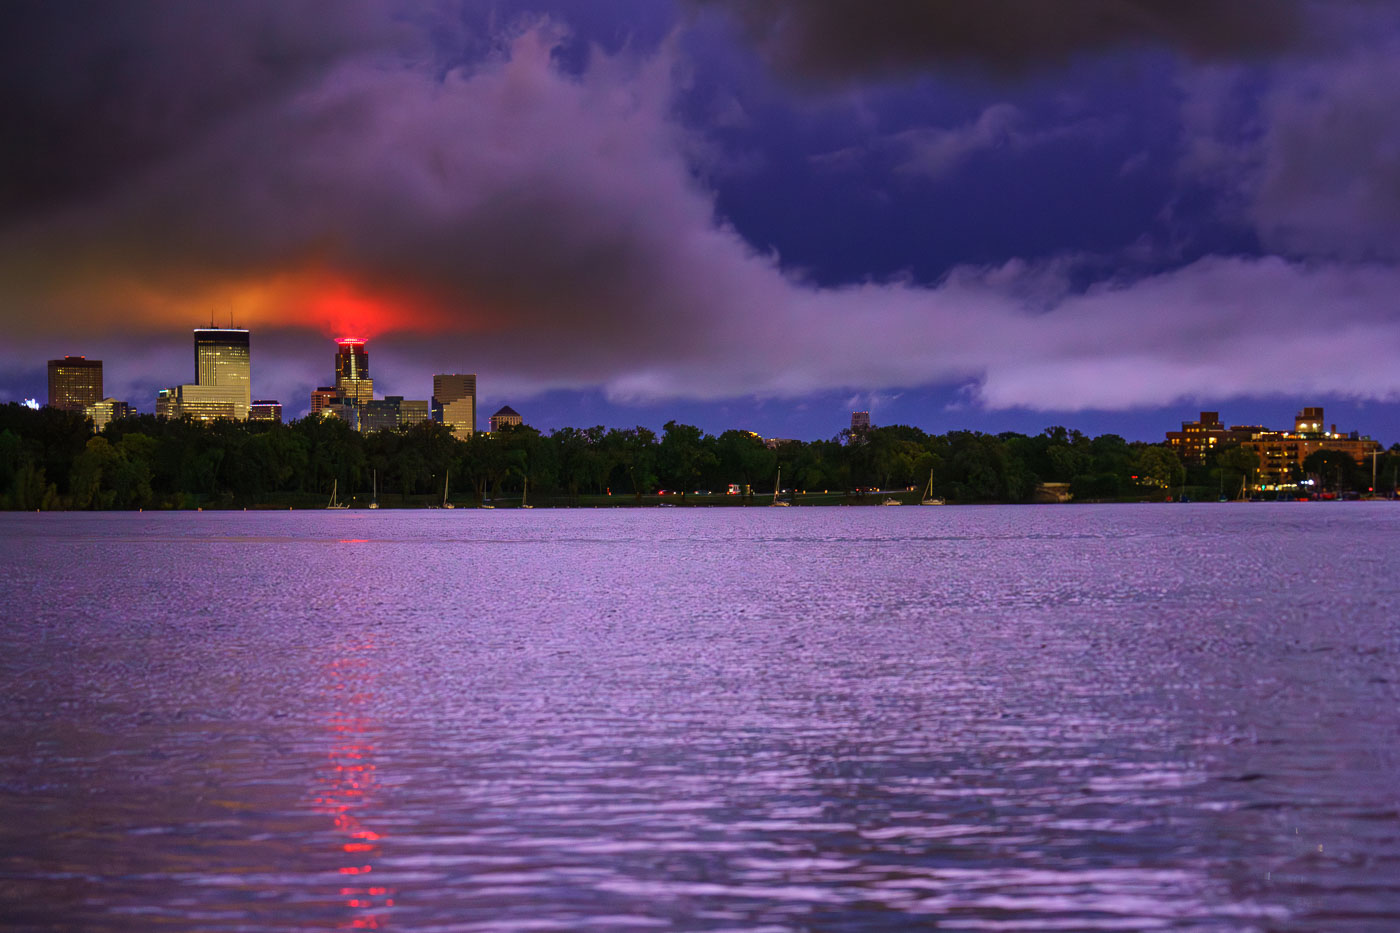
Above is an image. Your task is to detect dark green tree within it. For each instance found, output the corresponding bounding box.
[1302,448,1359,493]
[658,421,716,499]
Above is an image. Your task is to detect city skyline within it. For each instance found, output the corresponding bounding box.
[5,2,1400,443]
[27,324,1400,447]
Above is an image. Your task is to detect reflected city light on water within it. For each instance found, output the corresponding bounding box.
[312,640,394,930]
[3,508,1399,929]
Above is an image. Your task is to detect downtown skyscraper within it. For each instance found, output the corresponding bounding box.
[47,356,103,412]
[433,373,476,440]
[335,338,374,406]
[158,328,251,421]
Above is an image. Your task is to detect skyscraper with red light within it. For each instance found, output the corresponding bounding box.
[334,338,374,406]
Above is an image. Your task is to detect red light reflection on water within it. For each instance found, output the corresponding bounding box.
[311,641,394,929]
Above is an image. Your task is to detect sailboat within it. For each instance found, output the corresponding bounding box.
[326,479,349,509]
[521,475,533,509]
[771,466,791,506]
[368,469,379,509]
[921,469,945,506]
[442,469,454,509]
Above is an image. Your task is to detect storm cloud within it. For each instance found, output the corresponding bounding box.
[691,0,1306,82]
[1252,45,1400,260]
[0,0,406,222]
[1174,25,1400,264]
[3,4,1400,421]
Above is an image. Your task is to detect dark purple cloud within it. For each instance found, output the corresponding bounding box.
[3,4,1400,420]
[1252,46,1400,259]
[1175,26,1400,263]
[0,0,407,223]
[689,0,1306,82]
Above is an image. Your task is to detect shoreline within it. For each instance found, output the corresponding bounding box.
[8,494,1396,513]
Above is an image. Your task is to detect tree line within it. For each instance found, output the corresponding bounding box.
[1,402,1396,509]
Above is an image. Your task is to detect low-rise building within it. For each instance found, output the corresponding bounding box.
[157,384,240,421]
[1165,411,1255,463]
[84,398,133,431]
[156,388,179,420]
[323,400,360,431]
[489,405,522,433]
[310,386,341,415]
[362,397,402,433]
[249,400,282,422]
[1238,408,1381,487]
[1034,482,1073,503]
[1168,406,1382,488]
[398,399,430,428]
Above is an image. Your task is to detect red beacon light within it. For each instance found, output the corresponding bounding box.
[335,337,367,346]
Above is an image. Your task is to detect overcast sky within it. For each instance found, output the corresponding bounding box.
[4,0,1400,442]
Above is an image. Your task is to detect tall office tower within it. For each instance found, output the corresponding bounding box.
[847,410,871,446]
[47,356,103,412]
[159,328,252,421]
[432,373,476,440]
[335,338,374,406]
[196,329,250,394]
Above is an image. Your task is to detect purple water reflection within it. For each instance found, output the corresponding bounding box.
[1,505,1397,930]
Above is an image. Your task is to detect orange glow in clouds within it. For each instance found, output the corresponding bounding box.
[99,268,453,340]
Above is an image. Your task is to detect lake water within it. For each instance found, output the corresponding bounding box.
[1,504,1398,931]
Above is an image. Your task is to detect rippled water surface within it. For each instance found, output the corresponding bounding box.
[2,505,1399,931]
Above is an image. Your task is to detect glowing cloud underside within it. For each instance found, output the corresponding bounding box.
[1,17,1399,413]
